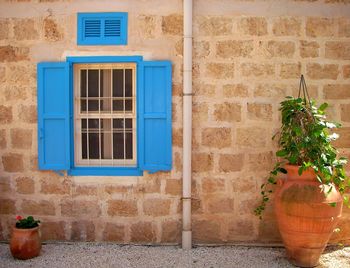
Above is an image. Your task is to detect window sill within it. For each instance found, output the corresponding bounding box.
[68,167,143,176]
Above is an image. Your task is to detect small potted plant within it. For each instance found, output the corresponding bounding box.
[255,75,349,267]
[10,215,41,260]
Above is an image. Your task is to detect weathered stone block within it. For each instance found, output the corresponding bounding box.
[43,17,64,42]
[2,153,24,172]
[16,177,35,194]
[325,42,350,60]
[341,104,350,122]
[130,222,156,243]
[104,185,129,194]
[61,200,101,217]
[13,18,39,40]
[339,18,350,37]
[254,84,287,98]
[272,17,301,36]
[248,151,274,170]
[18,105,37,123]
[0,177,11,194]
[0,66,5,82]
[192,153,213,173]
[202,128,231,149]
[107,200,138,217]
[218,154,244,172]
[162,14,183,35]
[21,200,55,215]
[165,179,182,195]
[0,46,29,62]
[195,16,232,36]
[73,185,98,196]
[267,41,295,58]
[207,197,234,213]
[4,86,27,101]
[280,63,301,79]
[343,65,350,79]
[307,63,339,80]
[192,219,222,243]
[0,106,12,124]
[228,219,256,240]
[216,40,254,58]
[248,103,272,121]
[40,178,70,195]
[102,223,124,241]
[241,63,274,77]
[333,128,350,148]
[239,17,267,36]
[300,40,320,58]
[223,84,249,98]
[0,129,6,149]
[40,221,66,241]
[194,41,210,58]
[0,19,9,40]
[8,65,32,83]
[324,84,350,99]
[137,15,156,39]
[193,103,209,125]
[306,17,337,37]
[206,63,234,79]
[214,103,241,122]
[236,127,267,147]
[194,83,216,97]
[10,129,32,149]
[143,199,171,216]
[161,219,181,243]
[0,199,15,214]
[71,221,95,241]
[202,178,225,193]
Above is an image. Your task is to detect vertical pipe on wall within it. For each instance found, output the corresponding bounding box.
[182,0,193,250]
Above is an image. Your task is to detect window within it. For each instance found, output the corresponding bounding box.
[77,12,128,46]
[74,64,136,167]
[37,56,172,176]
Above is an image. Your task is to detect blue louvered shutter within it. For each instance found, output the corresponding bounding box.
[37,62,71,170]
[138,61,172,172]
[77,13,127,45]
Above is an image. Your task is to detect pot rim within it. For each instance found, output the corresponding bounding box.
[12,226,40,231]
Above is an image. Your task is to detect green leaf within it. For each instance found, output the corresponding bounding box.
[276,150,287,157]
[319,103,328,111]
[278,167,287,174]
[329,202,336,207]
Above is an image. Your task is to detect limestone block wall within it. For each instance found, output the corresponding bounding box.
[0,0,350,245]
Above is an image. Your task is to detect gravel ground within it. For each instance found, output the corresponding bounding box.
[0,243,350,268]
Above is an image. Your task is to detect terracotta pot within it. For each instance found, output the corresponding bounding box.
[275,164,342,268]
[10,226,41,260]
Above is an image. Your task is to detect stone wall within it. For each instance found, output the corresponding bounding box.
[0,0,350,245]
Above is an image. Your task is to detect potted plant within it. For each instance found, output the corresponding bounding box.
[10,215,41,260]
[254,75,349,267]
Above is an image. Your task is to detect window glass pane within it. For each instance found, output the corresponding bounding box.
[88,70,99,97]
[113,133,124,159]
[82,132,87,159]
[89,133,99,159]
[125,100,132,112]
[113,69,123,97]
[125,69,132,97]
[113,100,124,111]
[81,70,87,97]
[88,100,99,111]
[101,119,112,159]
[125,132,133,159]
[81,100,87,112]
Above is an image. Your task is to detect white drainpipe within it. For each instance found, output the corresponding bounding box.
[182,0,193,250]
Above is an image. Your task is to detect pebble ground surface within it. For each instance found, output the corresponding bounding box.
[0,243,350,268]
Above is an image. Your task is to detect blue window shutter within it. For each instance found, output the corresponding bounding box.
[139,61,172,173]
[37,62,71,170]
[77,12,128,45]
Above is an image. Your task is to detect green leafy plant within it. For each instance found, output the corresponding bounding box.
[254,95,349,218]
[15,215,40,229]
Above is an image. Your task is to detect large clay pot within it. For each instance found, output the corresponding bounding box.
[10,226,41,260]
[275,164,342,267]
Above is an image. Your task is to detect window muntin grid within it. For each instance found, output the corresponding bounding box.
[74,63,136,167]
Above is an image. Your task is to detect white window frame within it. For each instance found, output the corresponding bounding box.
[73,63,137,167]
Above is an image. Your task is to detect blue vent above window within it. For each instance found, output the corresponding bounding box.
[77,12,127,45]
